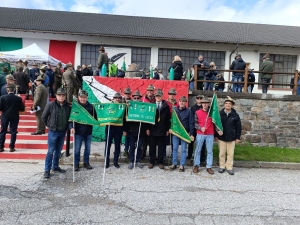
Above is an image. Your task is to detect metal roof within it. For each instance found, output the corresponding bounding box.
[0,7,300,47]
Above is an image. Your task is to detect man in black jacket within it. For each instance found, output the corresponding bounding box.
[69,90,97,171]
[14,67,29,94]
[230,54,246,93]
[124,90,147,169]
[216,96,241,175]
[147,89,171,169]
[187,95,206,161]
[81,64,92,77]
[192,55,210,90]
[42,88,71,179]
[0,84,25,152]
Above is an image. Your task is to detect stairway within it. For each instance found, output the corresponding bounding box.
[0,95,73,161]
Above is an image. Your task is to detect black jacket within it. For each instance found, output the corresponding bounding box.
[46,69,54,85]
[124,120,148,137]
[149,100,171,136]
[230,58,246,76]
[192,60,210,78]
[42,100,71,132]
[218,108,242,142]
[68,101,97,136]
[168,61,183,80]
[81,67,92,76]
[14,71,30,92]
[29,68,40,82]
[0,93,25,119]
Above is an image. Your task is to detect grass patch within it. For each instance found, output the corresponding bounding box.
[212,143,300,163]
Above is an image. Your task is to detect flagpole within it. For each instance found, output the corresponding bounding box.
[73,121,75,183]
[191,101,212,175]
[168,132,172,167]
[133,122,142,176]
[102,125,110,186]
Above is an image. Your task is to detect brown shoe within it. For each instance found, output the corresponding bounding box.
[9,148,15,152]
[0,148,4,152]
[193,165,199,173]
[158,164,164,169]
[148,163,154,169]
[207,168,214,175]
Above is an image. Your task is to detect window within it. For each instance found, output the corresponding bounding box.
[259,53,297,89]
[157,49,225,77]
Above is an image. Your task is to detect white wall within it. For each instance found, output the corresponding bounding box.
[1,30,300,95]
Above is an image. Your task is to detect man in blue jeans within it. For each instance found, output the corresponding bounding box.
[169,96,194,172]
[42,88,71,179]
[69,90,97,171]
[230,54,246,92]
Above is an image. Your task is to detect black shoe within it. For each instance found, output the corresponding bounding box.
[52,167,66,173]
[114,162,120,168]
[9,148,15,152]
[218,168,225,173]
[83,163,92,169]
[31,132,43,135]
[0,148,4,152]
[74,164,79,171]
[186,156,192,160]
[106,163,109,168]
[44,171,50,179]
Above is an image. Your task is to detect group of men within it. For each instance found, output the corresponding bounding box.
[103,84,242,175]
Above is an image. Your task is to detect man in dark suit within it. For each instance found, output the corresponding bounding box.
[14,66,29,94]
[0,83,25,152]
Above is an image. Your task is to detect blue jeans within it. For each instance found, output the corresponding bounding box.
[194,134,214,168]
[189,82,194,90]
[217,88,224,92]
[45,130,66,171]
[129,135,143,163]
[232,75,243,92]
[74,134,92,165]
[204,77,215,91]
[172,135,188,166]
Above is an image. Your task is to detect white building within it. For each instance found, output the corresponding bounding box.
[0,7,300,94]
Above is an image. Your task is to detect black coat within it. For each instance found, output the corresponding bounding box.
[81,68,92,76]
[14,71,30,92]
[149,100,171,136]
[192,60,210,78]
[69,101,97,136]
[29,68,40,82]
[190,103,202,134]
[230,58,246,76]
[0,93,25,120]
[168,61,183,80]
[124,121,148,137]
[218,108,242,142]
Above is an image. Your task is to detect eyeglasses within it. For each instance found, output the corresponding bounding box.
[133,97,140,100]
[114,97,122,99]
[196,97,202,100]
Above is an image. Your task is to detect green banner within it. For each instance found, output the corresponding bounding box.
[69,99,100,126]
[95,103,126,126]
[127,101,156,125]
[209,94,223,132]
[170,109,192,143]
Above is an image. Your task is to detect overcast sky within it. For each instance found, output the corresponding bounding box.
[2,0,300,26]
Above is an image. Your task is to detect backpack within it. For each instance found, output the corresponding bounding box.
[108,63,118,77]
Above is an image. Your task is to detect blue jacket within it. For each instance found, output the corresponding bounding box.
[174,106,194,135]
[230,58,246,76]
[68,101,97,136]
[46,69,54,85]
[29,68,40,82]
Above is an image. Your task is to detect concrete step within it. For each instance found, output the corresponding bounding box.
[6,133,73,141]
[4,140,69,149]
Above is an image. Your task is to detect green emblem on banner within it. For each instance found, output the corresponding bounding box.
[95,103,126,126]
[127,101,156,125]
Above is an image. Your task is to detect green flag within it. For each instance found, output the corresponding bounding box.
[94,103,126,126]
[127,101,156,125]
[69,99,100,126]
[186,69,191,81]
[150,66,153,79]
[122,57,126,72]
[170,109,192,143]
[209,94,223,132]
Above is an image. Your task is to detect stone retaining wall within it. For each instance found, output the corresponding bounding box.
[189,91,300,148]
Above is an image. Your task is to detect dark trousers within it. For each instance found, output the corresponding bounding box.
[104,127,123,163]
[142,135,149,154]
[49,83,55,98]
[124,135,130,152]
[197,77,204,90]
[0,117,19,149]
[129,135,143,163]
[149,136,165,164]
[261,78,271,93]
[18,90,27,94]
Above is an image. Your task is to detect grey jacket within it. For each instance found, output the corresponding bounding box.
[42,100,71,131]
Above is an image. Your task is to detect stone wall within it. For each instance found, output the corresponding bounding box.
[189,91,300,148]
